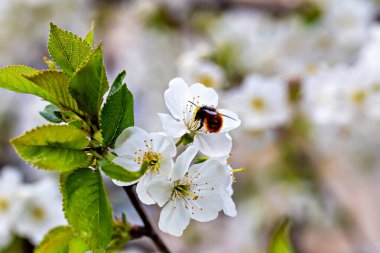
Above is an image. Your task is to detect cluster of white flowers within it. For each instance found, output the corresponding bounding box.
[0,0,90,66]
[0,167,65,248]
[303,25,380,127]
[174,0,379,134]
[113,78,241,236]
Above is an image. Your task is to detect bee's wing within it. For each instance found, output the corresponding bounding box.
[219,112,237,121]
[204,109,218,115]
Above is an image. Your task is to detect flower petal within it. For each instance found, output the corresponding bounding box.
[164,78,191,120]
[222,187,237,217]
[158,113,189,138]
[189,159,229,188]
[147,176,172,207]
[158,157,174,177]
[159,200,190,236]
[149,132,176,157]
[114,127,147,156]
[171,145,198,181]
[194,133,232,157]
[189,191,223,222]
[112,156,140,172]
[217,109,241,132]
[111,178,138,187]
[189,83,218,107]
[136,173,156,205]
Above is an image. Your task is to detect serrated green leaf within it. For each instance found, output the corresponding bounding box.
[44,56,59,71]
[100,84,134,147]
[109,70,126,95]
[11,125,91,172]
[69,46,109,124]
[0,65,55,100]
[25,70,81,114]
[63,168,113,252]
[268,218,294,253]
[85,21,95,47]
[40,104,63,123]
[48,23,93,76]
[99,159,147,183]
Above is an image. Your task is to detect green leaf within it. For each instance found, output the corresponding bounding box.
[109,70,126,95]
[68,119,85,129]
[85,21,95,47]
[69,237,90,253]
[62,168,113,252]
[100,84,134,147]
[99,159,147,183]
[40,104,63,123]
[35,226,89,253]
[43,56,59,71]
[11,125,91,172]
[25,70,80,114]
[35,226,73,253]
[0,65,54,99]
[268,218,295,253]
[48,23,93,76]
[69,46,109,124]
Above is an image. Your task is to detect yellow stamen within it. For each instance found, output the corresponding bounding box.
[197,74,215,87]
[0,199,9,211]
[231,167,245,173]
[32,206,45,220]
[351,90,366,105]
[172,181,199,200]
[251,97,266,111]
[142,151,163,172]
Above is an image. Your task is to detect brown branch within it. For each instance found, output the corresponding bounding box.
[123,185,171,253]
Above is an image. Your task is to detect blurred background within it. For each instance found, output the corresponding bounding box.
[1,0,380,252]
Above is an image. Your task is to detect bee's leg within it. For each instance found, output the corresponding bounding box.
[196,121,204,131]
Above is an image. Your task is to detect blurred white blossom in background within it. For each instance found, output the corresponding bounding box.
[2,0,380,252]
[0,168,65,247]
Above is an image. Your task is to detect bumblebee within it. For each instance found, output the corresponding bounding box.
[189,101,237,133]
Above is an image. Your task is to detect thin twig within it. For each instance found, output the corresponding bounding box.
[123,185,171,253]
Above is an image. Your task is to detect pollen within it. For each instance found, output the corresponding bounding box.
[133,139,163,172]
[143,150,163,172]
[171,181,199,201]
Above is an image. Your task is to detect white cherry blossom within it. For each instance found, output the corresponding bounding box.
[113,126,176,204]
[14,178,66,245]
[159,78,240,157]
[146,146,233,236]
[177,45,225,90]
[303,65,377,126]
[226,74,289,130]
[0,168,24,249]
[212,156,237,217]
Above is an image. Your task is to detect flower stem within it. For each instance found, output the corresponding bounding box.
[123,185,171,253]
[175,138,182,147]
